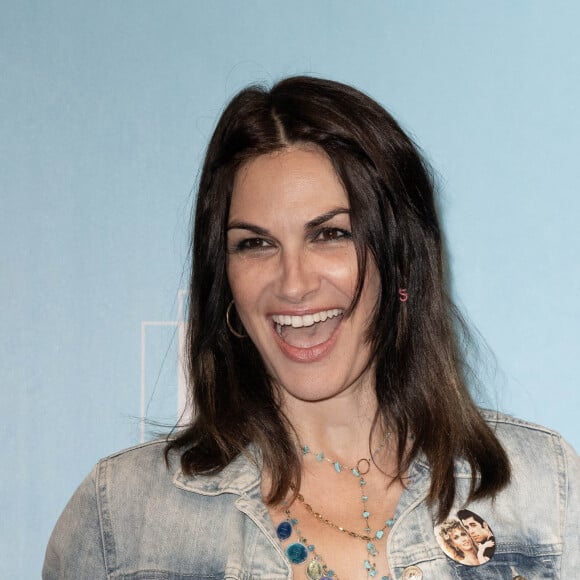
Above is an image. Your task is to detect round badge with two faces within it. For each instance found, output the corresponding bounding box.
[434,509,495,566]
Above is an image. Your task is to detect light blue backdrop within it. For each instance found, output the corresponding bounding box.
[1,1,579,576]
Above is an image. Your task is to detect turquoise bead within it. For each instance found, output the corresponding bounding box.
[316,452,324,461]
[302,446,310,454]
[375,530,384,539]
[363,511,370,518]
[286,542,308,564]
[367,542,377,556]
[334,461,341,473]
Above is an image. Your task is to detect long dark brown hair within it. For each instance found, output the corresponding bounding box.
[166,76,510,521]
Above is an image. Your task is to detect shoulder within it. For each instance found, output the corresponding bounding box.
[44,440,252,579]
[481,408,563,438]
[95,438,172,483]
[481,409,577,461]
[478,409,580,491]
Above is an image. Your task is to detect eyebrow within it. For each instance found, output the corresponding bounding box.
[227,207,350,235]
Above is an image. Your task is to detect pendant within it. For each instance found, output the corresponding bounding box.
[276,521,292,541]
[286,542,308,564]
[306,558,324,579]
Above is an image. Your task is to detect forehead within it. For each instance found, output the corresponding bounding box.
[229,146,348,220]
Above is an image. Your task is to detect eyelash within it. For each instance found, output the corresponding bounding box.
[230,227,352,254]
[313,227,352,242]
[232,238,273,252]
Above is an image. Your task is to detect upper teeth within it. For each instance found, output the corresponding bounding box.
[272,309,343,328]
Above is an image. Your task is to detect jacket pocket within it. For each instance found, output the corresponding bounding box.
[452,542,560,579]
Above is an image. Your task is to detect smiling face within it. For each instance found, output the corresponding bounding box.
[449,528,476,554]
[226,147,380,405]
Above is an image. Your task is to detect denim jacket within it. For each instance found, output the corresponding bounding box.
[43,412,580,579]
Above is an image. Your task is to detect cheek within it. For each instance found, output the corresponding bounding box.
[226,260,269,326]
[227,263,252,305]
[327,260,358,294]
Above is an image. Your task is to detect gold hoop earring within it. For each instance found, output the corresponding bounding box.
[226,301,246,338]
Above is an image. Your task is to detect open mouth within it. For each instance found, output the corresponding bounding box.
[272,308,344,349]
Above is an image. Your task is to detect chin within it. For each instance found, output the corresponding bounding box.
[269,366,366,404]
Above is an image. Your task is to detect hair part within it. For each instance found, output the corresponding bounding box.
[165,75,511,522]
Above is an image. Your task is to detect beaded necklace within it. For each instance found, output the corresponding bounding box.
[300,439,392,536]
[277,510,338,580]
[276,441,394,580]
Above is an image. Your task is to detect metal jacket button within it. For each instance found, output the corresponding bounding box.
[402,565,423,579]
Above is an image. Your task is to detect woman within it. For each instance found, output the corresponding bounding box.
[43,77,580,579]
[439,519,489,566]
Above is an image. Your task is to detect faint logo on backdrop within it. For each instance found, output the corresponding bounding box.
[139,290,189,443]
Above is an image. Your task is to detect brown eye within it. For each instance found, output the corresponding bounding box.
[235,238,271,251]
[315,227,352,242]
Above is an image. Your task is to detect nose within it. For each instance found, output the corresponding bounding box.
[275,249,320,303]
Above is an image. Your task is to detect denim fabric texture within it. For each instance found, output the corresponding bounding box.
[43,412,580,579]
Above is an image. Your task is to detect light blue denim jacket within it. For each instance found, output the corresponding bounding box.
[43,412,580,579]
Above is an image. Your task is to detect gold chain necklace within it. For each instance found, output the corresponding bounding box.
[295,491,395,542]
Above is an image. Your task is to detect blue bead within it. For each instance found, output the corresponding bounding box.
[302,446,310,454]
[375,530,384,539]
[316,452,324,461]
[364,560,371,570]
[386,519,395,527]
[276,521,292,541]
[352,468,360,477]
[369,570,377,577]
[286,542,308,564]
[334,461,341,473]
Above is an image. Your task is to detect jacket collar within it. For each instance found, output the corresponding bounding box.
[172,445,263,497]
[171,442,474,499]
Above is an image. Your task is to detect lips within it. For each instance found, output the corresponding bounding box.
[270,308,344,360]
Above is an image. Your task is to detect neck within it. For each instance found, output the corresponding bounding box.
[280,382,385,463]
